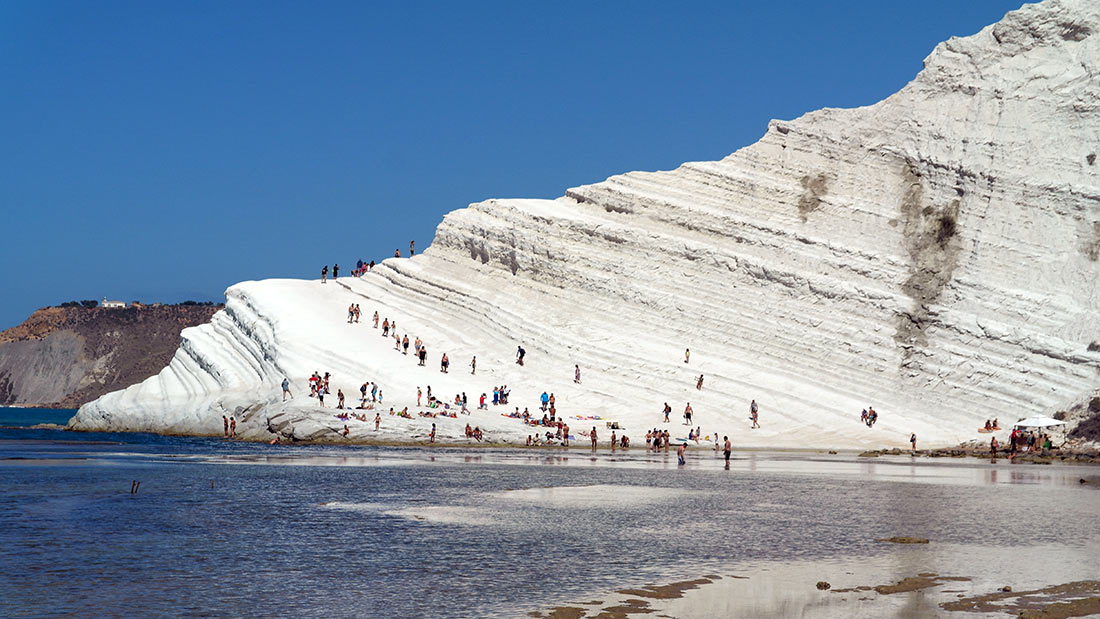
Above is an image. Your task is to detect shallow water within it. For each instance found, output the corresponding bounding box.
[1,407,1098,617]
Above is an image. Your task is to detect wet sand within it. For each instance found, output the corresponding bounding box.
[532,540,1100,618]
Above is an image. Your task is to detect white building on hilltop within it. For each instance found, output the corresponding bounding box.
[101,298,127,309]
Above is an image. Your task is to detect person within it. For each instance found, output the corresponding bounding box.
[540,392,549,411]
[230,416,237,438]
[861,409,869,424]
[410,240,415,256]
[419,347,427,366]
[590,427,598,452]
[910,433,917,451]
[563,423,570,447]
[621,435,629,449]
[663,430,670,453]
[688,428,695,442]
[354,304,361,323]
[611,431,617,452]
[696,374,704,390]
[663,403,671,423]
[984,419,992,430]
[684,348,690,364]
[470,356,477,375]
[516,345,526,366]
[375,413,381,431]
[321,265,328,283]
[343,424,349,437]
[574,364,581,383]
[373,311,379,328]
[347,303,355,323]
[430,423,436,444]
[479,393,487,410]
[394,249,401,258]
[750,400,760,429]
[223,415,229,438]
[677,441,686,466]
[337,389,345,409]
[417,387,422,406]
[403,335,410,355]
[441,353,449,373]
[723,436,732,463]
[282,378,292,401]
[990,436,998,457]
[333,263,339,279]
[684,403,693,425]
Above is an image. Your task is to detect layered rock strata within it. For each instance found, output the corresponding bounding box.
[73,0,1100,448]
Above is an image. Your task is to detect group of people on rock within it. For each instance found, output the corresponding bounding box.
[346,304,362,323]
[351,259,376,277]
[860,406,878,427]
[222,415,237,438]
[464,424,483,441]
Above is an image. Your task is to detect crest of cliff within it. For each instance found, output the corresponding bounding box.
[0,304,221,408]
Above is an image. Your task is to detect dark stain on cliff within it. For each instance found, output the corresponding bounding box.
[894,160,962,356]
[1085,222,1100,262]
[798,173,829,222]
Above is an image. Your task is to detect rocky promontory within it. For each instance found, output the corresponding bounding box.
[0,303,221,408]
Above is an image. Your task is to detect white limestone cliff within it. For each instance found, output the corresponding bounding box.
[71,0,1100,449]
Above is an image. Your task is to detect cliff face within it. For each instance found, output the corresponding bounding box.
[73,0,1100,447]
[0,305,221,408]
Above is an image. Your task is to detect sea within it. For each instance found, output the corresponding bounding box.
[2,406,1098,618]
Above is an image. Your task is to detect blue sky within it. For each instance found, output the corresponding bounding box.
[0,0,1022,329]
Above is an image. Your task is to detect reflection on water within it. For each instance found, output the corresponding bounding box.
[0,424,1098,618]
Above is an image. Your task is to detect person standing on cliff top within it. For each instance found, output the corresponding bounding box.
[282,378,292,401]
[410,240,415,256]
[321,265,328,283]
[394,249,401,258]
[333,264,339,279]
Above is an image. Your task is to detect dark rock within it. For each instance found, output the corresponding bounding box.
[816,581,831,590]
